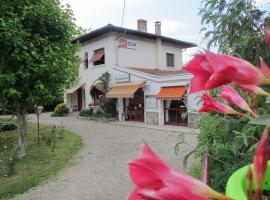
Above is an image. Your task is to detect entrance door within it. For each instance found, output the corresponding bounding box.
[124,89,144,122]
[77,88,82,111]
[164,100,188,126]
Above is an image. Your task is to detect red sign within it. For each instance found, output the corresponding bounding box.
[119,38,128,48]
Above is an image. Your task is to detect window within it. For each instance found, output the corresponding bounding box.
[90,48,105,66]
[166,53,174,67]
[84,52,88,69]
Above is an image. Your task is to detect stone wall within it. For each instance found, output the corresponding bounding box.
[145,112,159,125]
[188,112,200,128]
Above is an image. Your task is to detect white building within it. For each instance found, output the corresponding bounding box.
[65,19,200,128]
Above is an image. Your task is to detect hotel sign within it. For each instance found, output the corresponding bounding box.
[115,74,130,83]
[119,38,137,49]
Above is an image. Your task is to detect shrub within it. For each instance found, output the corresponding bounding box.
[1,146,19,177]
[100,99,117,117]
[79,108,93,117]
[51,103,69,117]
[0,122,17,132]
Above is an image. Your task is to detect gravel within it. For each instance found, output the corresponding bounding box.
[13,112,198,200]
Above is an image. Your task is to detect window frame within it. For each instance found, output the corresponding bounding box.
[166,53,174,68]
[84,52,88,69]
[93,48,105,66]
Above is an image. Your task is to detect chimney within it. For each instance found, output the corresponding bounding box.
[155,21,161,35]
[137,19,147,32]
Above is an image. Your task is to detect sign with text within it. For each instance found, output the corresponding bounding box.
[114,74,130,83]
[119,38,137,49]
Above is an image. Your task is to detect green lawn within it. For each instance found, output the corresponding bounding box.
[0,118,82,199]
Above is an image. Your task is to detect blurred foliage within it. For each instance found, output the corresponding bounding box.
[51,103,69,117]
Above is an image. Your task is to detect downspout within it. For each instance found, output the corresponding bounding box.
[114,29,127,66]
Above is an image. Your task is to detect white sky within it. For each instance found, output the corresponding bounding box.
[62,0,270,63]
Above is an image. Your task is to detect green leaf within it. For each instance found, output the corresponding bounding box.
[249,115,270,126]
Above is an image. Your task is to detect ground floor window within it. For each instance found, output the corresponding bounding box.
[123,88,144,122]
[164,99,187,126]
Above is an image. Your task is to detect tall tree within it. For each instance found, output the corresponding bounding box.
[0,0,79,158]
[200,0,270,65]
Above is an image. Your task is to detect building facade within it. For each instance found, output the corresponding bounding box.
[64,20,200,128]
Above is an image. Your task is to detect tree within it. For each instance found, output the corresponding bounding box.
[0,0,79,158]
[200,0,270,65]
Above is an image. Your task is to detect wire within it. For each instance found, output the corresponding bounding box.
[121,0,126,27]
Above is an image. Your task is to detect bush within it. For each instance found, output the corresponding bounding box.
[51,103,69,117]
[100,99,117,117]
[79,108,93,117]
[195,113,263,192]
[0,122,17,132]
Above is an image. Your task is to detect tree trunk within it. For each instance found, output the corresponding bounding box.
[17,113,27,159]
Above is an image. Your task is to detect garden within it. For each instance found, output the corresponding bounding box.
[0,117,82,199]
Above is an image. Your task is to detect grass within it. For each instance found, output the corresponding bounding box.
[0,118,82,199]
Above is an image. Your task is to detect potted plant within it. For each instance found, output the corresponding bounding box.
[226,161,270,200]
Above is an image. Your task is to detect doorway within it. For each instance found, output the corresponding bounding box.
[123,88,144,122]
[164,99,188,126]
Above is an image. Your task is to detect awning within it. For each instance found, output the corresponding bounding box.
[156,86,186,100]
[90,81,104,93]
[106,82,144,99]
[66,82,85,94]
[90,49,104,62]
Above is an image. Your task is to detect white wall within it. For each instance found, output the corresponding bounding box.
[77,33,115,108]
[117,35,183,70]
[160,42,183,70]
[117,36,156,68]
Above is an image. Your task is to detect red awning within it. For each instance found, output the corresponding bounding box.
[156,86,186,100]
[90,49,104,62]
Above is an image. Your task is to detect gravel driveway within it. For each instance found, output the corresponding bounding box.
[13,113,198,200]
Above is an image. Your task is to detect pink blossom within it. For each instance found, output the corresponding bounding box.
[254,128,269,197]
[220,85,255,116]
[127,142,232,200]
[183,51,267,93]
[235,84,269,96]
[199,93,243,115]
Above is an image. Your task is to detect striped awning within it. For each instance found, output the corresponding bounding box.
[156,86,186,100]
[106,82,144,99]
[66,82,85,94]
[90,49,104,62]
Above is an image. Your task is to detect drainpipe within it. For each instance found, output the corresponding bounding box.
[114,29,127,67]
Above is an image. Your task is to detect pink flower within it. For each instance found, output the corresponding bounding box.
[263,27,270,48]
[254,128,269,196]
[259,57,270,77]
[235,84,269,96]
[199,93,243,115]
[183,51,267,93]
[220,85,255,116]
[127,142,232,200]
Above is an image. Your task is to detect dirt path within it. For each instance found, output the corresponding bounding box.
[13,113,197,200]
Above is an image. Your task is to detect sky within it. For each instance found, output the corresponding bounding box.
[62,0,270,63]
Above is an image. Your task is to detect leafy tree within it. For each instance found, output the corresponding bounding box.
[200,0,270,65]
[0,0,79,158]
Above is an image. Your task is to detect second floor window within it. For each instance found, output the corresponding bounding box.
[90,48,105,66]
[166,53,174,67]
[84,52,88,69]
